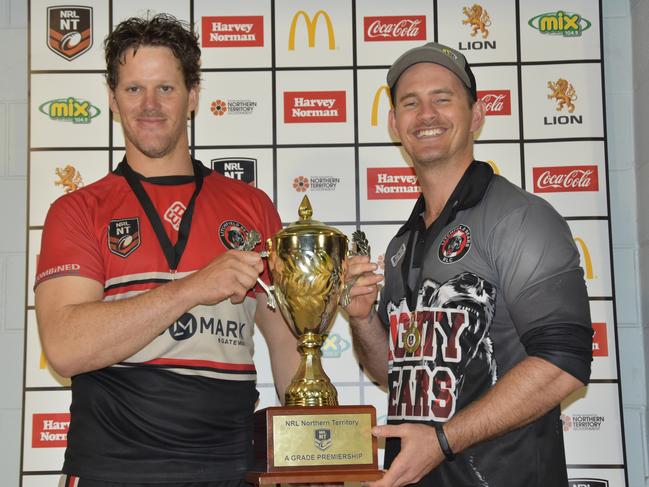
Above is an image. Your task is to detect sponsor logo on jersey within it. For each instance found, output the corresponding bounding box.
[219,220,249,249]
[168,312,247,345]
[35,263,81,283]
[108,218,140,258]
[39,97,101,124]
[533,165,599,193]
[367,167,420,200]
[212,157,257,186]
[32,413,70,448]
[314,428,333,450]
[529,11,591,37]
[284,91,346,123]
[592,322,608,357]
[201,16,264,48]
[391,243,406,267]
[292,175,339,192]
[561,413,605,432]
[288,10,336,50]
[54,164,84,193]
[438,225,471,264]
[478,90,511,116]
[47,6,92,61]
[321,333,351,358]
[364,15,426,42]
[371,84,392,127]
[210,98,258,116]
[569,479,608,487]
[164,201,186,232]
[573,237,595,280]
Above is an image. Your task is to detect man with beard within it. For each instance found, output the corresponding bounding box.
[344,42,592,486]
[34,14,299,486]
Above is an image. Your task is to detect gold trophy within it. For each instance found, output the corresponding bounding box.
[246,196,381,484]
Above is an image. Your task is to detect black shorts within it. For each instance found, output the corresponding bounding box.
[61,476,250,487]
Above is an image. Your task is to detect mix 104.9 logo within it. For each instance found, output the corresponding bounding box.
[39,97,100,124]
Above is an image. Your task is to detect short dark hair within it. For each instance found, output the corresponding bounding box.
[104,13,201,90]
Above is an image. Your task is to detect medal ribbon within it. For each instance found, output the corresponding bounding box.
[120,157,205,271]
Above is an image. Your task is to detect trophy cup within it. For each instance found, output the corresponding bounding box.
[246,196,382,484]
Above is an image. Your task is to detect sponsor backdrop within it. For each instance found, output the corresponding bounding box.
[23,0,627,485]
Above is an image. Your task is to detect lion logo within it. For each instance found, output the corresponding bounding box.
[54,165,84,193]
[547,78,578,113]
[462,4,492,38]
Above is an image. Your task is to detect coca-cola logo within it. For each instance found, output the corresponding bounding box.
[477,90,511,116]
[364,15,427,42]
[532,165,599,193]
[592,322,608,357]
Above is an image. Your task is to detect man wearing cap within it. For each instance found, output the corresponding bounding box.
[345,42,592,486]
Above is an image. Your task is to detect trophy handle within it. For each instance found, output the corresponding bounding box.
[258,249,277,310]
[340,230,370,307]
[241,230,277,310]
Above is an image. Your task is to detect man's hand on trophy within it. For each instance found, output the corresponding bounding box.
[183,250,264,306]
[366,423,442,487]
[342,255,383,320]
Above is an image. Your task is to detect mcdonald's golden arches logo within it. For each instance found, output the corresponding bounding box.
[485,160,500,175]
[573,237,595,280]
[288,10,335,50]
[371,84,393,126]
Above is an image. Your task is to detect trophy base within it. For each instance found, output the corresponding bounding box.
[249,405,382,483]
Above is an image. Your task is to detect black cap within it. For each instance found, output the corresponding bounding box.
[387,42,477,101]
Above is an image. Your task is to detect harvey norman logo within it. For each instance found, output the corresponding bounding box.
[533,165,599,193]
[478,90,511,116]
[367,167,420,199]
[32,413,70,448]
[201,16,264,47]
[284,91,346,123]
[364,15,426,42]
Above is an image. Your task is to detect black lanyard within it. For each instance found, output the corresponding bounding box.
[120,158,204,272]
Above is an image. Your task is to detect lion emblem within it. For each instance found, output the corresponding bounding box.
[462,4,492,38]
[547,78,578,113]
[54,165,84,193]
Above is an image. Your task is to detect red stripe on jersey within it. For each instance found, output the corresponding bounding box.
[139,357,256,372]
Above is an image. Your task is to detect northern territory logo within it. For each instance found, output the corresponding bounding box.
[529,11,591,37]
[39,97,100,124]
[219,220,249,249]
[108,218,141,258]
[439,225,471,264]
[47,6,93,60]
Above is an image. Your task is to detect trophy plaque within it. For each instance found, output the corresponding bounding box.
[246,196,382,484]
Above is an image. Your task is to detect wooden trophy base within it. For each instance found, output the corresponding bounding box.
[246,405,383,484]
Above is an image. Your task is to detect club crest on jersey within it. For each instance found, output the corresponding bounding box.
[439,224,471,264]
[219,220,249,249]
[108,218,141,257]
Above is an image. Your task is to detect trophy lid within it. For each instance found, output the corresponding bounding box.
[274,195,347,239]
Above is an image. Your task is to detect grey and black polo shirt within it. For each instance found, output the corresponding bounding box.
[378,160,592,486]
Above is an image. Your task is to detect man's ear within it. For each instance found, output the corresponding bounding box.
[188,85,199,115]
[108,88,119,116]
[470,98,486,133]
[388,108,399,141]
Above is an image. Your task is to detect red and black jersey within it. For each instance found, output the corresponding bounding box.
[36,160,281,482]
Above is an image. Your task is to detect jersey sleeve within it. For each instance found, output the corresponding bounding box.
[35,193,105,288]
[488,201,592,381]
